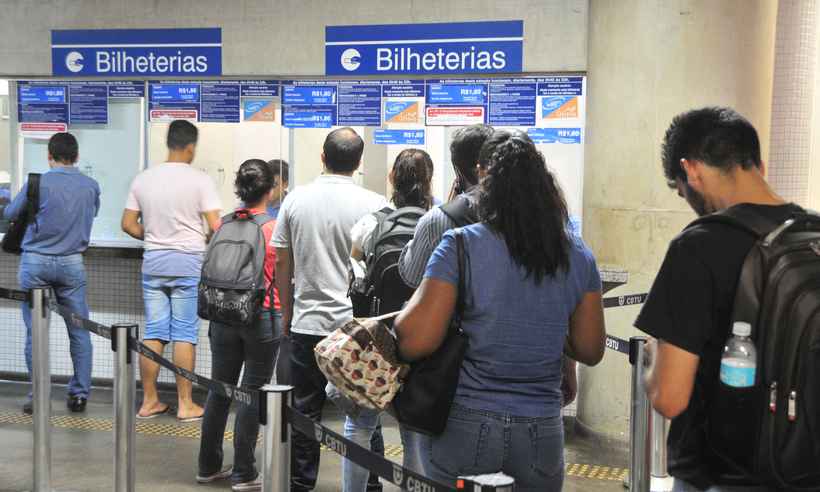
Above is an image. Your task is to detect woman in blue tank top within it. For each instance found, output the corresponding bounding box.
[395,131,606,492]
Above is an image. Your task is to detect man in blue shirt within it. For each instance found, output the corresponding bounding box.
[4,132,100,415]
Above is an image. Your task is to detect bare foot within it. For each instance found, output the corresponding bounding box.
[137,401,170,419]
[177,402,204,421]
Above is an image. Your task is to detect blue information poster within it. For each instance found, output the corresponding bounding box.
[488,80,536,126]
[426,82,488,105]
[536,77,583,96]
[18,84,69,123]
[382,81,425,98]
[200,82,240,123]
[283,106,337,128]
[107,81,145,98]
[148,82,201,120]
[338,81,382,126]
[69,83,109,124]
[240,80,280,98]
[282,84,337,105]
[373,129,425,145]
[527,128,582,144]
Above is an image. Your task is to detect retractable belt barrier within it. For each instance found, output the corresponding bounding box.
[13,284,650,492]
[38,291,258,409]
[0,286,31,303]
[287,406,460,491]
[601,292,648,355]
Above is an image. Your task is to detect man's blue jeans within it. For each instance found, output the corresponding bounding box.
[19,252,92,399]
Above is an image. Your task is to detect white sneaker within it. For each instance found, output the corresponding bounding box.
[232,474,262,492]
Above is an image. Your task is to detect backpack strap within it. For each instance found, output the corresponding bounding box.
[363,207,394,261]
[252,212,274,227]
[25,174,41,230]
[440,195,478,228]
[687,206,782,239]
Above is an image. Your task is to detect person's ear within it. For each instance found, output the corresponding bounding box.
[680,158,701,186]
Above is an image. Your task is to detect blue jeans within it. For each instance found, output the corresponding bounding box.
[198,310,281,484]
[421,404,564,492]
[19,252,92,399]
[342,409,381,492]
[141,274,200,344]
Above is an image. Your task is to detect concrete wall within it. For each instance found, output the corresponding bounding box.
[579,0,778,441]
[0,0,587,76]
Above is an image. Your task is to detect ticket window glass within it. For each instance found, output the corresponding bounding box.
[0,80,11,211]
[16,97,145,246]
[147,110,287,214]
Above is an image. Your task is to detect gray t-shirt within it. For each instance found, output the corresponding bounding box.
[271,174,387,336]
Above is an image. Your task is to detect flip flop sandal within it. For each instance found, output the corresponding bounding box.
[177,413,204,423]
[136,405,172,420]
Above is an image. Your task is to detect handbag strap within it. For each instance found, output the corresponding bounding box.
[453,230,468,324]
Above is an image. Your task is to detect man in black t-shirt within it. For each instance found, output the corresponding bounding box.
[635,107,801,491]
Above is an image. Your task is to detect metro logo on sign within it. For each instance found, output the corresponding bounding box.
[326,21,523,76]
[51,28,222,77]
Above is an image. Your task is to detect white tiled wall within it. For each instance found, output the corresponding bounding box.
[769,0,819,205]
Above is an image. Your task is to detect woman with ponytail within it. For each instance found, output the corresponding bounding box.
[337,148,434,492]
[198,159,280,491]
[395,131,606,491]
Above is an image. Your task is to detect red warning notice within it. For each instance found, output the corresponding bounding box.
[425,107,485,126]
[19,122,68,139]
[150,109,198,123]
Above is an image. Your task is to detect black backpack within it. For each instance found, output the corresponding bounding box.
[691,206,820,490]
[2,173,41,255]
[349,206,425,317]
[197,210,273,327]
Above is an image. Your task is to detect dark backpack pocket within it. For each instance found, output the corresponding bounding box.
[777,320,820,486]
[197,284,264,328]
[708,382,762,474]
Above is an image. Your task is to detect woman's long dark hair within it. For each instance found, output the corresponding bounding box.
[391,149,434,210]
[235,159,274,206]
[478,131,570,284]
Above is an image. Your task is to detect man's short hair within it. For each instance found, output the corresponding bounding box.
[48,132,79,164]
[662,107,762,187]
[451,124,495,186]
[267,159,289,183]
[323,128,364,174]
[166,120,199,150]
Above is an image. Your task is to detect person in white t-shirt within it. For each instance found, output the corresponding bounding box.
[121,120,221,422]
[272,127,387,491]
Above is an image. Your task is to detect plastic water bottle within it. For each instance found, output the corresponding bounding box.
[720,321,757,387]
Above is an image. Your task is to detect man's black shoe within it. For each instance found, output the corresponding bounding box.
[22,401,33,415]
[67,396,87,413]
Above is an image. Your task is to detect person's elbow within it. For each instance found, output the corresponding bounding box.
[649,388,688,419]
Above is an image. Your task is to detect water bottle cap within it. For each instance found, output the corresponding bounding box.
[733,321,752,337]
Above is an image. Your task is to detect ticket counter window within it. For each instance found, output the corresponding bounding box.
[16,97,144,246]
[0,80,11,214]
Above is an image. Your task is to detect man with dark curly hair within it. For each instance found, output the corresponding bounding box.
[637,107,800,491]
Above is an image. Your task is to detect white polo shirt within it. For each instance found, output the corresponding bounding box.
[272,174,387,336]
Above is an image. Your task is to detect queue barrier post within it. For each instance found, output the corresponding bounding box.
[650,409,674,491]
[30,288,52,492]
[260,384,293,492]
[457,473,516,491]
[112,323,137,492]
[628,337,650,492]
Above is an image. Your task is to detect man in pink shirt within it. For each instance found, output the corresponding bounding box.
[122,120,221,422]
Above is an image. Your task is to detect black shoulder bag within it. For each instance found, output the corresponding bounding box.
[392,230,469,436]
[2,174,41,255]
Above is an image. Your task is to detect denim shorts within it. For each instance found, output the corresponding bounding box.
[142,274,200,344]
